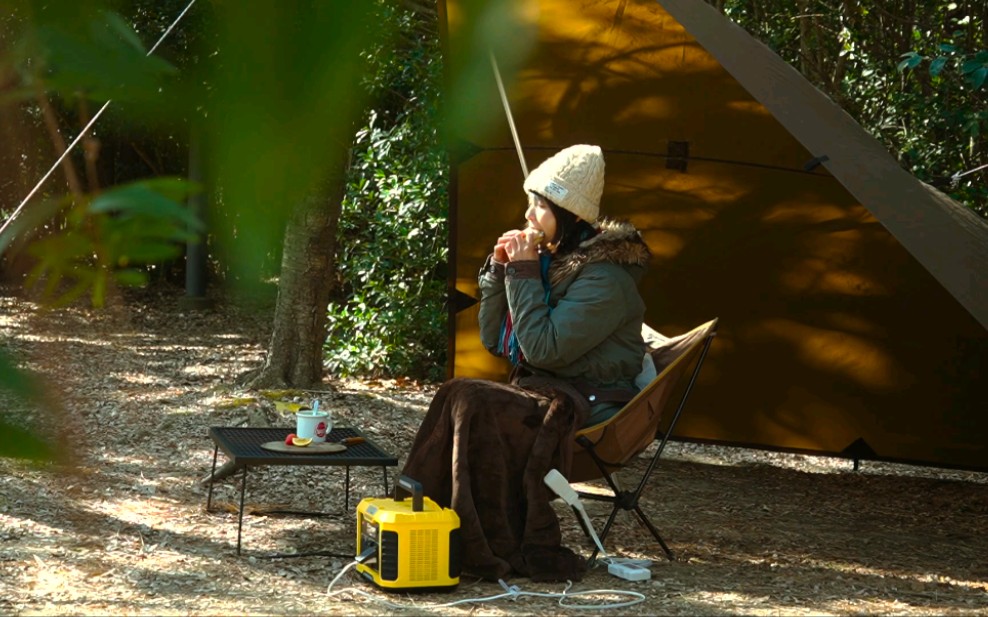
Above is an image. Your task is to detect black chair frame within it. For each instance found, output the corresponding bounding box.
[572,328,716,563]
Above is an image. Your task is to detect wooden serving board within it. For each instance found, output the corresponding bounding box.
[260,441,347,454]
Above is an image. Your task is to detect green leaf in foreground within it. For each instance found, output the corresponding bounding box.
[0,350,54,462]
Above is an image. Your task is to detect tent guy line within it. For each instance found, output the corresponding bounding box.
[951,162,988,185]
[489,49,530,181]
[476,146,843,177]
[0,0,200,242]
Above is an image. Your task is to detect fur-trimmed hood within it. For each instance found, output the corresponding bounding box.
[547,218,651,286]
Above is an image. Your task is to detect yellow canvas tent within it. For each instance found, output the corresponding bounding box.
[443,0,988,470]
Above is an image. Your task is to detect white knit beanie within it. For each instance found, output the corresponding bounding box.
[523,144,604,223]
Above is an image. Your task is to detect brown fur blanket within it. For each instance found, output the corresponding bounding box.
[400,377,591,582]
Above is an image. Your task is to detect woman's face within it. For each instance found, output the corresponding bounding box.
[525,193,557,242]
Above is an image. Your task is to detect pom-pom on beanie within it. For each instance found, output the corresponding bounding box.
[523,144,604,223]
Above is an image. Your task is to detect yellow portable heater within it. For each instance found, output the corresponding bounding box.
[355,476,461,590]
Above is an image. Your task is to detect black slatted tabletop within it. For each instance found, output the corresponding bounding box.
[209,426,398,468]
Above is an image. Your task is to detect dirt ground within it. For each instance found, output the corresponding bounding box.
[1,285,987,616]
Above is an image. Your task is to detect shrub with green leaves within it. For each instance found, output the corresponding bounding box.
[720,0,986,217]
[325,3,447,381]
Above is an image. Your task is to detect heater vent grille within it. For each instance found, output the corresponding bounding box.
[409,529,438,581]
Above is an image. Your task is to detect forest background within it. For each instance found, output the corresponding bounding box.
[1,0,985,462]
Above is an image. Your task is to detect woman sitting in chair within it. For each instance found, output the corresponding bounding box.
[479,144,652,427]
[401,145,651,583]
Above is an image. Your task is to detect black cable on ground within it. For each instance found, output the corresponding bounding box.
[254,550,354,560]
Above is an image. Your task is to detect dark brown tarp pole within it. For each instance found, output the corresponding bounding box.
[657,0,988,332]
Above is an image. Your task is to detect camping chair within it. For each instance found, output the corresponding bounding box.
[567,318,718,563]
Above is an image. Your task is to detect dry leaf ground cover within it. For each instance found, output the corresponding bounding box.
[1,284,987,616]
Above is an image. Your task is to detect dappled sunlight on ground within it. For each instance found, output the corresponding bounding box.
[2,286,987,615]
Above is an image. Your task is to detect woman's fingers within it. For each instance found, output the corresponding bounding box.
[495,228,540,262]
[504,231,540,261]
[497,230,524,244]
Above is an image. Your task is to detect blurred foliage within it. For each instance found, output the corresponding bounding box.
[0,0,202,461]
[0,349,53,462]
[15,7,177,102]
[0,1,202,282]
[716,0,987,217]
[0,0,529,457]
[202,1,383,294]
[4,177,201,308]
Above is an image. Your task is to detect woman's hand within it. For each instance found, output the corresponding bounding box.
[495,229,541,263]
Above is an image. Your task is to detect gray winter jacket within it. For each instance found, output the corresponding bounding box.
[478,219,650,422]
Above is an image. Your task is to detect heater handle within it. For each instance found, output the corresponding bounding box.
[395,476,424,512]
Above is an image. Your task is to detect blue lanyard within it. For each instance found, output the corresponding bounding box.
[539,252,553,306]
[502,253,553,366]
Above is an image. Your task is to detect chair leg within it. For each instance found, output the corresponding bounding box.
[579,501,674,563]
[611,472,647,531]
[633,504,674,560]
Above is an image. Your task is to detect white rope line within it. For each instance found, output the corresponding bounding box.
[0,0,200,240]
[489,49,529,179]
[147,0,198,56]
[951,162,988,183]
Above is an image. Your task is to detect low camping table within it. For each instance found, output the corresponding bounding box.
[206,426,398,554]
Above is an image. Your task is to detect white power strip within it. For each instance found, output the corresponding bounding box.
[543,469,654,583]
[608,562,651,581]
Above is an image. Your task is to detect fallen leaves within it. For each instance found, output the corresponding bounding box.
[1,286,987,616]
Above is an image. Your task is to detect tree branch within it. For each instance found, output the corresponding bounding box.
[78,98,101,193]
[35,91,84,197]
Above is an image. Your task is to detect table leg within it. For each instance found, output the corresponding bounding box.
[206,444,219,511]
[345,466,351,510]
[236,466,248,556]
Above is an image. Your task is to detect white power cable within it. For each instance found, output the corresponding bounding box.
[323,469,651,610]
[325,560,645,611]
[544,469,609,558]
[0,0,200,241]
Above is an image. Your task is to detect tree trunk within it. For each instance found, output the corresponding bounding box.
[247,158,346,389]
[797,0,813,79]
